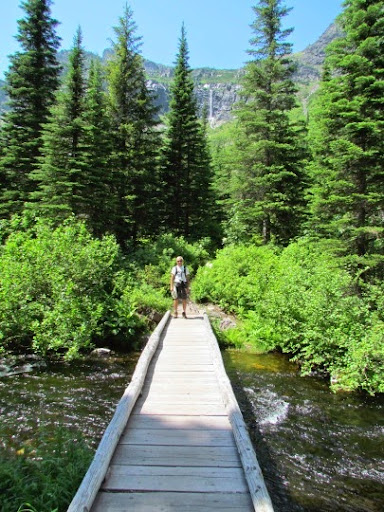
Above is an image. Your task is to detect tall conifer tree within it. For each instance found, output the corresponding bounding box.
[308,0,384,277]
[31,28,88,219]
[82,60,114,236]
[229,0,307,244]
[160,25,216,240]
[0,0,61,217]
[106,4,160,243]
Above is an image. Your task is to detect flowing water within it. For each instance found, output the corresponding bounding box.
[1,350,383,512]
[0,352,140,452]
[223,350,384,512]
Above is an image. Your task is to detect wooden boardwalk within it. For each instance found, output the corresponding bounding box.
[68,310,273,512]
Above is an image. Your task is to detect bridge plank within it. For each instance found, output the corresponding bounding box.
[136,393,223,403]
[119,427,235,446]
[102,465,250,493]
[126,413,232,430]
[135,402,227,415]
[92,491,254,511]
[112,444,242,467]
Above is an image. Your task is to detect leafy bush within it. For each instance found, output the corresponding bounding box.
[0,218,212,359]
[193,240,383,393]
[192,243,279,314]
[122,234,211,314]
[0,427,92,512]
[0,218,143,358]
[334,281,384,394]
[129,233,211,287]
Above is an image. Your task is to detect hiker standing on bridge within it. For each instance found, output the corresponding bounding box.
[170,256,190,318]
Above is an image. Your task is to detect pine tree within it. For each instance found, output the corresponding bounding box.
[228,0,307,245]
[160,25,217,240]
[308,0,384,277]
[0,0,61,217]
[82,59,114,236]
[195,104,222,242]
[31,28,88,219]
[106,5,160,243]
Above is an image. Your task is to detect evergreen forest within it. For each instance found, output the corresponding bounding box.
[0,0,383,396]
[1,1,383,510]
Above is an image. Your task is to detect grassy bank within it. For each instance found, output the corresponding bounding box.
[0,428,92,512]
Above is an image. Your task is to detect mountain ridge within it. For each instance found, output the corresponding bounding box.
[0,22,342,125]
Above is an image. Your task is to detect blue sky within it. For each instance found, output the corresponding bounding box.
[0,0,343,78]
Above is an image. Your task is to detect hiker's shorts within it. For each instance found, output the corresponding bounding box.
[175,282,188,300]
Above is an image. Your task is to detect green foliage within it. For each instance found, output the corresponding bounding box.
[207,121,238,237]
[334,280,384,394]
[227,0,308,245]
[106,5,161,243]
[82,59,114,236]
[0,217,144,358]
[0,218,209,359]
[192,243,279,314]
[0,0,61,217]
[31,28,89,221]
[129,233,211,290]
[0,427,92,512]
[307,0,384,276]
[193,241,383,393]
[159,25,218,241]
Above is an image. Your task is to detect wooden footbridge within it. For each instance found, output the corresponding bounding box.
[68,310,274,511]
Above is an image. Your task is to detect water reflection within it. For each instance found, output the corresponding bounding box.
[223,350,384,512]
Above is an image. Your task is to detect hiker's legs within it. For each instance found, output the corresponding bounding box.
[173,298,178,316]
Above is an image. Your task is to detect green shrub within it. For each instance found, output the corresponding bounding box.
[0,219,212,359]
[129,233,211,287]
[333,281,384,394]
[192,244,279,313]
[193,239,383,393]
[0,427,92,512]
[123,234,211,312]
[0,218,142,358]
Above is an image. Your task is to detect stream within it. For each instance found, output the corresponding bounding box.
[1,350,383,511]
[0,352,140,452]
[223,350,384,512]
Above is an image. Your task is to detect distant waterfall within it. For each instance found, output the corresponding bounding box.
[209,88,213,119]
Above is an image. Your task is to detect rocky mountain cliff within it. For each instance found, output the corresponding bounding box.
[143,22,342,126]
[1,22,342,126]
[293,22,343,80]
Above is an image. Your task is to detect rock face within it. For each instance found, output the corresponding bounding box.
[0,23,342,126]
[148,79,242,126]
[147,80,170,116]
[293,22,343,83]
[145,63,243,126]
[299,23,343,70]
[144,22,342,127]
[197,83,241,126]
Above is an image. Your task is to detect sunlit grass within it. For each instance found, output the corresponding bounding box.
[0,427,93,512]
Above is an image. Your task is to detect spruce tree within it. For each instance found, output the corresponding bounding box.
[0,0,61,217]
[308,0,384,277]
[160,25,217,240]
[31,28,88,219]
[82,60,114,236]
[106,5,160,243]
[229,0,307,244]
